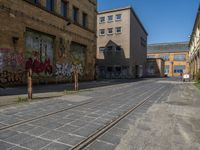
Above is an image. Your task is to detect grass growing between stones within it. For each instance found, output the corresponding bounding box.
[194,82,200,90]
[63,89,93,95]
[64,90,78,95]
[17,96,28,102]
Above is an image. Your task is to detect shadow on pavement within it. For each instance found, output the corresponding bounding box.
[0,79,146,96]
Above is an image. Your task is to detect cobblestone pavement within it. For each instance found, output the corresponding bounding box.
[0,78,199,150]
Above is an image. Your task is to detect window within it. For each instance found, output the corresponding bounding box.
[99,16,105,23]
[107,46,113,51]
[115,66,121,75]
[115,14,122,21]
[164,65,169,74]
[61,0,67,18]
[73,7,79,23]
[174,65,185,74]
[174,54,186,61]
[99,47,105,52]
[107,66,113,72]
[99,29,105,35]
[82,13,88,28]
[116,46,121,52]
[160,55,169,61]
[115,27,122,34]
[107,15,113,22]
[107,28,113,34]
[147,55,156,58]
[31,0,39,4]
[46,0,54,11]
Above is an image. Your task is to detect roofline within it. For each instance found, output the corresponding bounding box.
[148,41,189,46]
[147,50,189,54]
[98,6,148,35]
[98,6,132,14]
[189,4,200,46]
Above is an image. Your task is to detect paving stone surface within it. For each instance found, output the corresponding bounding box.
[0,78,199,150]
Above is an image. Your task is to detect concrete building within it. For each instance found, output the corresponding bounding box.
[0,0,97,86]
[146,58,164,77]
[147,42,190,77]
[189,5,200,79]
[96,6,148,79]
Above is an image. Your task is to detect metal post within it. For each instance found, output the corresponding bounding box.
[27,69,32,100]
[74,69,79,91]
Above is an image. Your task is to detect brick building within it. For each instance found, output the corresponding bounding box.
[96,6,148,79]
[147,42,190,77]
[0,0,97,86]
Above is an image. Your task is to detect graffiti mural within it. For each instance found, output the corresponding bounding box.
[0,48,25,85]
[55,63,83,78]
[0,49,24,69]
[25,30,54,76]
[70,42,86,66]
[0,70,25,84]
[55,63,72,77]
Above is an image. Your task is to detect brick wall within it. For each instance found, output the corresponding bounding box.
[0,0,97,86]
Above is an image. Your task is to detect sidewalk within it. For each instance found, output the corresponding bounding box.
[0,79,142,107]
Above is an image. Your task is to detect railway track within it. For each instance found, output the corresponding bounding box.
[0,81,156,131]
[71,85,169,150]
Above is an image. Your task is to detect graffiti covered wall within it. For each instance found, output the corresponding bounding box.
[25,30,54,76]
[0,48,25,85]
[55,42,86,80]
[0,30,89,86]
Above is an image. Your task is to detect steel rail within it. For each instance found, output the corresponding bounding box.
[71,85,166,150]
[0,81,155,131]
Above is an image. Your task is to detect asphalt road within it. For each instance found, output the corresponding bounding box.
[0,78,199,150]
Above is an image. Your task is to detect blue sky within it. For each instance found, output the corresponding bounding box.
[97,0,200,44]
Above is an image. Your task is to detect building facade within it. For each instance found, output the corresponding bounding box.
[0,0,97,86]
[146,58,164,77]
[147,42,190,77]
[96,6,148,79]
[189,5,200,79]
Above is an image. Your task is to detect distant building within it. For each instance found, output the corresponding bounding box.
[147,42,190,77]
[146,58,164,77]
[189,5,200,79]
[0,0,97,86]
[96,6,148,79]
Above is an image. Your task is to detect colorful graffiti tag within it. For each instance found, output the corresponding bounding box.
[55,63,83,78]
[0,48,24,69]
[0,48,25,85]
[25,57,52,75]
[25,30,54,76]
